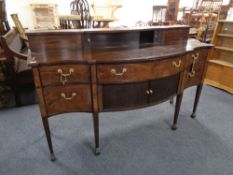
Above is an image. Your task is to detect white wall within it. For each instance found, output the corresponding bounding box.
[5,0,168,29]
[5,0,232,29]
[114,0,167,26]
[6,0,74,29]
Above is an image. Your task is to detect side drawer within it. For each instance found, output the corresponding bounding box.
[186,49,209,66]
[183,49,208,88]
[97,57,185,84]
[43,84,92,116]
[40,64,90,86]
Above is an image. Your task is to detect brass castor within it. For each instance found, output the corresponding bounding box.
[169,99,174,105]
[95,147,100,155]
[191,113,196,119]
[171,124,177,130]
[50,153,56,161]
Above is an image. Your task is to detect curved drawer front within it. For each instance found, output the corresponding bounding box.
[43,84,92,116]
[97,57,185,84]
[150,57,185,79]
[40,64,90,86]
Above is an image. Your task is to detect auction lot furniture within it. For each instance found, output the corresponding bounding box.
[27,26,211,160]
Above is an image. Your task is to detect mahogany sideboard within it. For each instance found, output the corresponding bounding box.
[26,25,212,161]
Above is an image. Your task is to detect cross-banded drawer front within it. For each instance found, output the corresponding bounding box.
[40,64,90,86]
[97,57,185,84]
[43,84,92,116]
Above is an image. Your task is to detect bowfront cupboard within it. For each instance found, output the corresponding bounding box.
[27,26,212,160]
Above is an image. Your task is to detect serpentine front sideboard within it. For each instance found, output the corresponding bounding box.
[26,25,212,161]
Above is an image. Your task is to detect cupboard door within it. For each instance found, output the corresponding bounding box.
[101,82,149,111]
[149,74,180,104]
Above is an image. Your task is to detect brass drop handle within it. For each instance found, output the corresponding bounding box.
[57,68,74,85]
[192,53,199,60]
[188,70,196,78]
[111,68,127,76]
[60,92,77,100]
[188,53,199,78]
[57,68,74,77]
[172,60,182,68]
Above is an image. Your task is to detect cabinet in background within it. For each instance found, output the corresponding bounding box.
[30,4,59,29]
[205,20,233,93]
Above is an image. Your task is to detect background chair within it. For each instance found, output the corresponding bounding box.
[70,0,92,28]
[91,0,122,28]
[0,28,34,106]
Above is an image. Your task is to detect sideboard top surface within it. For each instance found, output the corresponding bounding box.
[27,26,212,66]
[26,25,190,35]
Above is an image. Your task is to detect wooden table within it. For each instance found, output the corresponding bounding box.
[26,25,212,161]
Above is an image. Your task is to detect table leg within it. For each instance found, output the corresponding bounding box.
[169,96,174,104]
[42,117,56,161]
[191,84,203,119]
[171,93,183,130]
[93,112,100,155]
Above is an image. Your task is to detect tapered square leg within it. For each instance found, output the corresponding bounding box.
[191,84,203,119]
[171,93,183,130]
[14,88,21,107]
[42,118,56,161]
[93,112,100,155]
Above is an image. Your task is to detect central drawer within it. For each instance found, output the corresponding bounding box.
[97,57,185,84]
[43,84,92,116]
[40,64,90,86]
